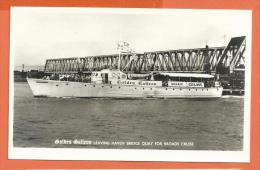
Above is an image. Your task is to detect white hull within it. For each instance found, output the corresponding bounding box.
[27,78,223,98]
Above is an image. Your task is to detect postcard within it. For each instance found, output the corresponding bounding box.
[9,7,251,162]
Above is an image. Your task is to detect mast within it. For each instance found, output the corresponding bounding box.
[117,41,131,71]
[118,30,122,71]
[118,49,121,71]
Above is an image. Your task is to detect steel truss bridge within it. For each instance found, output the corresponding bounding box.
[44,36,246,74]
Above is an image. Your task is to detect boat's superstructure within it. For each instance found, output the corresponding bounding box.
[27,69,223,98]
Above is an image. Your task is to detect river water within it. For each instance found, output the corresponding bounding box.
[13,82,244,150]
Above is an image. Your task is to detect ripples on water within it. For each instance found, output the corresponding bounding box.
[13,82,244,150]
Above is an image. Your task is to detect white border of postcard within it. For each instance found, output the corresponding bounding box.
[9,7,252,162]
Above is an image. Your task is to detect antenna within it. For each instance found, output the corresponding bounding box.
[118,47,121,71]
[117,30,123,71]
[117,42,121,70]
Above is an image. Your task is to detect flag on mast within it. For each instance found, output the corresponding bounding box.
[117,41,133,53]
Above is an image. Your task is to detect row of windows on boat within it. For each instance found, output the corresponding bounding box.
[43,73,212,82]
[55,84,218,91]
[43,74,91,82]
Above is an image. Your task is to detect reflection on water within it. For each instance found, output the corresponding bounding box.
[13,82,244,150]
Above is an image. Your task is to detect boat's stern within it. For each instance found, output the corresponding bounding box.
[216,86,224,98]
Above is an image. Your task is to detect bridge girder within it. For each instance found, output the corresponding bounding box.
[44,36,246,74]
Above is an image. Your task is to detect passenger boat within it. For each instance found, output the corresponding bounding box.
[27,68,223,98]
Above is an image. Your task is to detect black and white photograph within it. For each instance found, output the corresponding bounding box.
[9,7,251,162]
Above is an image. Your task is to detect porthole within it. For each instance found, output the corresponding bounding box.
[93,85,95,87]
[150,88,152,90]
[110,86,112,88]
[84,84,87,87]
[135,87,137,90]
[102,86,104,88]
[119,86,121,88]
[143,88,145,90]
[56,84,59,87]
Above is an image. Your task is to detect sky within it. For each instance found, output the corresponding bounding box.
[11,7,252,68]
